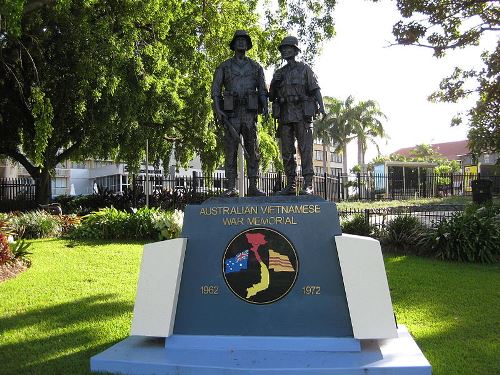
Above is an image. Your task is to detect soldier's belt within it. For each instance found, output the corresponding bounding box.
[278,95,312,104]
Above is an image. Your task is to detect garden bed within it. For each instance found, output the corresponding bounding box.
[0,259,28,283]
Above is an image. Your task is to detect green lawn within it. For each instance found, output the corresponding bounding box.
[0,239,499,374]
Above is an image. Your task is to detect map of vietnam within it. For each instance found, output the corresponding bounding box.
[245,233,270,298]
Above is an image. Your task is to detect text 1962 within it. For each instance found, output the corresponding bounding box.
[200,285,219,295]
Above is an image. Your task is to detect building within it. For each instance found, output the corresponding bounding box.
[295,140,344,176]
[312,142,344,176]
[392,140,499,176]
[1,153,213,198]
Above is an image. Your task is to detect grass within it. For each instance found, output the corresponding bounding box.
[0,239,144,375]
[1,239,499,374]
[385,255,500,375]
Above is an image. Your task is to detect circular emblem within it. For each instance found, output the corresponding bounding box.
[222,227,298,304]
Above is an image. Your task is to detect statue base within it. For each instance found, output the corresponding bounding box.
[91,196,431,374]
[91,325,430,374]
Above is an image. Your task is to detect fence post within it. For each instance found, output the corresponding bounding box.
[357,173,361,199]
[337,174,341,202]
[192,171,198,193]
[364,208,370,227]
[323,172,328,200]
[132,174,137,207]
[449,172,453,196]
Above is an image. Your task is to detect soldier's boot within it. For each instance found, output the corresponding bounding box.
[224,177,239,197]
[301,176,314,195]
[247,178,266,197]
[277,177,297,195]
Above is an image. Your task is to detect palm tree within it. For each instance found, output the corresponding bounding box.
[313,98,337,173]
[314,96,358,175]
[330,96,358,175]
[351,100,387,172]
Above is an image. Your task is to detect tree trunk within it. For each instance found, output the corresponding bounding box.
[322,143,327,174]
[36,167,51,204]
[361,144,366,172]
[342,145,348,174]
[357,140,363,170]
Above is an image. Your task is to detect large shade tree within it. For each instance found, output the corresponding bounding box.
[373,0,499,159]
[0,0,337,202]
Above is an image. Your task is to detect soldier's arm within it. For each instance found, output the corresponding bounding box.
[211,66,226,119]
[313,89,326,116]
[257,66,269,116]
[269,72,279,102]
[305,65,325,116]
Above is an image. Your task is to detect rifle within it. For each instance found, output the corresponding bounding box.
[217,114,249,159]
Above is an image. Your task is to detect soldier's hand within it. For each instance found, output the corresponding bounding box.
[217,110,228,122]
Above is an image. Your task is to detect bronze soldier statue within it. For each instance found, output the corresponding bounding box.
[212,30,269,197]
[270,36,326,195]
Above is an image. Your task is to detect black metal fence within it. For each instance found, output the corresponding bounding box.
[338,205,466,230]
[1,172,499,212]
[130,172,499,202]
[129,173,343,202]
[0,178,37,212]
[337,172,500,201]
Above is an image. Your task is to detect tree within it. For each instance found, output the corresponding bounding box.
[409,144,437,159]
[0,0,337,202]
[351,99,387,172]
[313,99,336,173]
[374,0,499,158]
[314,96,358,175]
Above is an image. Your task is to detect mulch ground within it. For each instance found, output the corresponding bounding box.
[0,260,28,283]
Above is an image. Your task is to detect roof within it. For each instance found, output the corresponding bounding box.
[392,140,469,160]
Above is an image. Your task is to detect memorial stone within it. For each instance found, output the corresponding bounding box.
[91,196,432,374]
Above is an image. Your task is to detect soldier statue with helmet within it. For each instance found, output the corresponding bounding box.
[212,30,269,197]
[270,36,326,195]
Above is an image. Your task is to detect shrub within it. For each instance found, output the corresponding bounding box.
[57,215,82,235]
[419,205,500,263]
[0,232,13,265]
[341,214,374,236]
[153,209,184,240]
[69,207,184,240]
[9,239,32,266]
[10,210,62,239]
[382,215,427,254]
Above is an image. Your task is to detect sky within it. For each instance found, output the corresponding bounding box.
[307,0,495,169]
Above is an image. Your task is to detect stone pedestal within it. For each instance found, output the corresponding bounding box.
[91,196,431,374]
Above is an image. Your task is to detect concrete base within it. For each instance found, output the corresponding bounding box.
[91,325,431,374]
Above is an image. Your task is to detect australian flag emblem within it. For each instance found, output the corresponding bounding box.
[225,250,249,274]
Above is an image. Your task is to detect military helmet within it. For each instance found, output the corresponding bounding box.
[279,35,301,52]
[229,30,253,51]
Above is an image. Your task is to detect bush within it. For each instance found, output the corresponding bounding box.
[9,239,32,265]
[153,209,184,240]
[10,210,62,239]
[0,232,31,266]
[419,205,500,263]
[341,214,374,236]
[0,232,12,265]
[69,207,184,240]
[382,215,426,254]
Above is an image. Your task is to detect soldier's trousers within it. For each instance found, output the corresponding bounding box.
[224,118,260,181]
[280,121,314,179]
